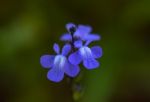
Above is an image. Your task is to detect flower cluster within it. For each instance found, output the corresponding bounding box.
[40,23,102,82]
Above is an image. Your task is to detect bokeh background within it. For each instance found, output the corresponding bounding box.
[0,0,150,102]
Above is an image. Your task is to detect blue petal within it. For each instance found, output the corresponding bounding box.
[64,62,80,77]
[62,44,71,56]
[68,51,82,65]
[66,23,76,31]
[74,40,83,48]
[74,25,92,38]
[84,40,92,46]
[53,43,60,54]
[83,34,100,41]
[91,46,103,58]
[60,33,72,41]
[40,55,55,68]
[83,58,99,69]
[78,25,92,33]
[47,68,64,82]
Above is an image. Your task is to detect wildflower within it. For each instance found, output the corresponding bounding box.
[40,23,103,83]
[69,40,102,69]
[40,43,80,82]
[60,23,100,42]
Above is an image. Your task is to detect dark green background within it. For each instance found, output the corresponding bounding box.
[0,0,150,102]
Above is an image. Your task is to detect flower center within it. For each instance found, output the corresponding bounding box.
[54,55,66,69]
[79,46,93,59]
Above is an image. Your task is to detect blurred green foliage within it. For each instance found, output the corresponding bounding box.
[0,0,150,102]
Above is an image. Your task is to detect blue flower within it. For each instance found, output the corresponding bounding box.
[40,43,80,82]
[68,40,102,69]
[60,23,101,42]
[40,23,103,83]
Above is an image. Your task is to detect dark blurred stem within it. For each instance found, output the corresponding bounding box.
[71,32,75,50]
[66,72,75,101]
[68,29,76,101]
[70,28,76,51]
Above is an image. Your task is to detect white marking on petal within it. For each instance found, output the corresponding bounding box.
[54,55,66,70]
[79,46,93,59]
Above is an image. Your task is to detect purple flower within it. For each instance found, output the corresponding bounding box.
[60,23,100,42]
[68,40,102,69]
[40,23,103,83]
[40,43,80,82]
